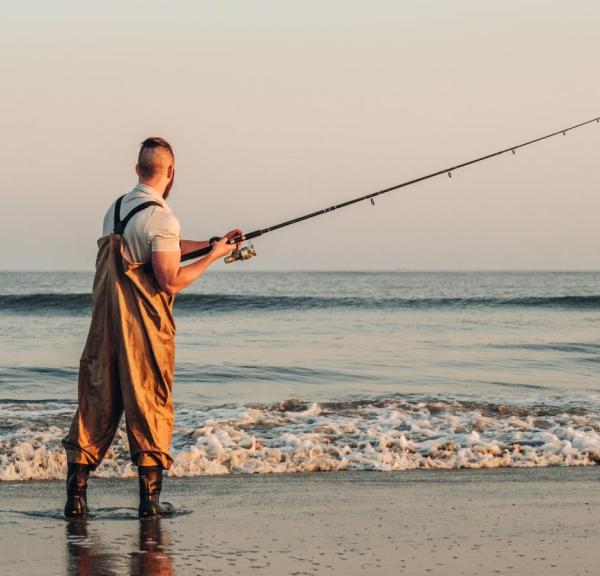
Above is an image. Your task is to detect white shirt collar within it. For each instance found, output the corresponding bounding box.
[131,182,167,204]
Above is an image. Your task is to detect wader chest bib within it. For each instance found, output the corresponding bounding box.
[62,196,176,469]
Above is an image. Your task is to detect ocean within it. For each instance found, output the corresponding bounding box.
[1,270,599,480]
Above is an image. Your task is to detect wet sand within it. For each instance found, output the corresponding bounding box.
[0,467,598,575]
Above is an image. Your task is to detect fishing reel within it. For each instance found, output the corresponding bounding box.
[209,235,257,264]
[225,242,256,264]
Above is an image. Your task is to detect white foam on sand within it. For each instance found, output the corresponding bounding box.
[1,398,599,480]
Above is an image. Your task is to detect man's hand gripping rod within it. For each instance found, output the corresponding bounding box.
[180,235,257,265]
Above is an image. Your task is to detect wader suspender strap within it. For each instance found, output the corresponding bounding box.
[113,194,163,235]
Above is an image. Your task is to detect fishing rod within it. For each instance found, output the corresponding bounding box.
[181,115,600,264]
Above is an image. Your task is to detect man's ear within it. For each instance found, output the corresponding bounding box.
[167,165,173,179]
[135,164,141,177]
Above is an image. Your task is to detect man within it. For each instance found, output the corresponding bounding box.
[62,137,241,518]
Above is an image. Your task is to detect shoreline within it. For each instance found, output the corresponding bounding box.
[1,462,599,484]
[1,467,598,575]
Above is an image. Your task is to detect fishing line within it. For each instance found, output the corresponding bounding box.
[181,115,600,264]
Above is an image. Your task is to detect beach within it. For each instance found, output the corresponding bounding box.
[1,467,598,575]
[2,271,599,574]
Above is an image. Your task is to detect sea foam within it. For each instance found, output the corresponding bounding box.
[1,397,599,481]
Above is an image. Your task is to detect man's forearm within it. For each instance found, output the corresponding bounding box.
[152,247,218,296]
[152,234,238,295]
[179,239,210,256]
[166,254,216,295]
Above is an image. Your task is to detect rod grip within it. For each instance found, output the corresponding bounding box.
[180,245,212,263]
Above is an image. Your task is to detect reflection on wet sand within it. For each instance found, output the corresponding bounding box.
[131,519,175,576]
[66,518,174,576]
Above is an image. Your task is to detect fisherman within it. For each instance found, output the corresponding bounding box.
[62,137,241,518]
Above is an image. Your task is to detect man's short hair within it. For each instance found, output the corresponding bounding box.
[137,137,174,179]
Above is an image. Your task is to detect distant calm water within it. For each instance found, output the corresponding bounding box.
[1,271,599,480]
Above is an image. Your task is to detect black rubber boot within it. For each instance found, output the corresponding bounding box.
[138,466,175,518]
[64,463,91,518]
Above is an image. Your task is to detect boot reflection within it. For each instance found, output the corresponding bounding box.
[66,517,175,576]
[66,518,117,576]
[131,518,175,576]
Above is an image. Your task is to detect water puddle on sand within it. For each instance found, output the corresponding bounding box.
[5,506,192,521]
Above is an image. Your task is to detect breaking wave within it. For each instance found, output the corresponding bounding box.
[2,293,600,315]
[1,396,599,481]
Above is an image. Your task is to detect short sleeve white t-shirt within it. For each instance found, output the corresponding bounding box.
[102,183,181,263]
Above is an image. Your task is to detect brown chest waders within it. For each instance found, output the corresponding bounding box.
[62,196,176,470]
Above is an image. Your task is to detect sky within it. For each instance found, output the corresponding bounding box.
[1,0,599,271]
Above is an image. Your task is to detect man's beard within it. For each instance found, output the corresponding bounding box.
[163,170,175,199]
